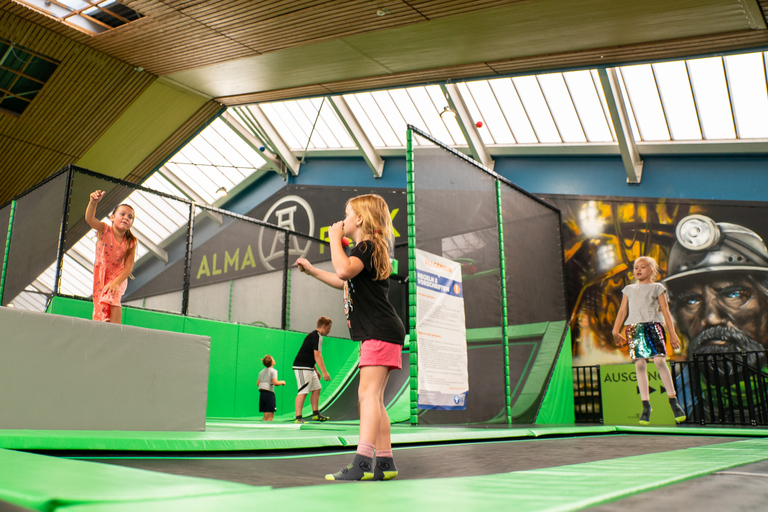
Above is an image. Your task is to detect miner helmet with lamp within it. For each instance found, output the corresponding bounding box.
[665,214,768,282]
[663,214,768,359]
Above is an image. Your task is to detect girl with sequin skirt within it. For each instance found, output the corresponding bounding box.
[612,256,687,425]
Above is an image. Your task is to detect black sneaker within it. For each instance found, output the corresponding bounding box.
[312,413,329,422]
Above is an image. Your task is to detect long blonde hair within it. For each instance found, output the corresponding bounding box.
[347,194,394,280]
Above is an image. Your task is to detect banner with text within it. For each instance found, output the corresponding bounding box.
[415,248,468,410]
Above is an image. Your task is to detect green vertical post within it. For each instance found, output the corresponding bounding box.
[228,280,234,322]
[284,266,291,330]
[406,128,419,425]
[0,200,17,306]
[496,180,512,424]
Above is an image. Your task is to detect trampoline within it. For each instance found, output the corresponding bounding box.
[3,423,768,512]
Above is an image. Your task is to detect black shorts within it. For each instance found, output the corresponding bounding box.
[259,390,276,413]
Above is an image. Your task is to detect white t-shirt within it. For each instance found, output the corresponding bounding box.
[622,282,667,325]
[258,367,278,392]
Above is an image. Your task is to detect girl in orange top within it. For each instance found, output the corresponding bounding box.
[85,190,137,323]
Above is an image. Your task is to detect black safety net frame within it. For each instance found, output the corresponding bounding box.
[406,125,569,425]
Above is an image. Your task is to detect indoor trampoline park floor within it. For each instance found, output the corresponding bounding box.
[2,422,768,512]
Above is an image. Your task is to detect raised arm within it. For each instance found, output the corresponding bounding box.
[295,257,345,289]
[328,221,364,281]
[85,190,107,233]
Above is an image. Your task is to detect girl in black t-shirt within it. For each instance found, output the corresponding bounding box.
[296,194,405,482]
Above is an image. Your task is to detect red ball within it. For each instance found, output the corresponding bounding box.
[476,121,483,128]
[341,237,350,248]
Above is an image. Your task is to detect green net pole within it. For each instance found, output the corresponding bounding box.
[406,128,418,426]
[285,265,291,330]
[228,280,234,322]
[496,180,512,424]
[0,200,17,306]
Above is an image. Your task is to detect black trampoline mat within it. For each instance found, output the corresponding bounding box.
[82,434,745,489]
[586,459,768,512]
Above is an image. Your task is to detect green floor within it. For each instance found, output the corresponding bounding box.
[2,423,768,512]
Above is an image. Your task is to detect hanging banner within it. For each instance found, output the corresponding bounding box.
[415,248,468,410]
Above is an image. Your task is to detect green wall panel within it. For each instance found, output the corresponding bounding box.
[184,317,239,418]
[47,296,92,319]
[122,307,185,333]
[235,325,287,418]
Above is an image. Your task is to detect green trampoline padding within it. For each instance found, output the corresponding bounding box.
[50,438,768,512]
[0,425,346,452]
[0,448,264,512]
[2,424,766,452]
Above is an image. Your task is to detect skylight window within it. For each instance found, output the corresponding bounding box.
[617,64,670,141]
[13,0,143,35]
[537,73,587,143]
[724,53,768,138]
[0,39,58,117]
[686,57,736,140]
[651,61,701,140]
[512,75,561,143]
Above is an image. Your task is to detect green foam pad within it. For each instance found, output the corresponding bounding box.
[58,438,768,512]
[1,423,762,453]
[0,425,346,452]
[0,448,263,511]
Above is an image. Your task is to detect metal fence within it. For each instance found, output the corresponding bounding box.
[573,365,602,423]
[672,351,768,426]
[575,350,768,426]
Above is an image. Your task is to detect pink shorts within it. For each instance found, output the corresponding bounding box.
[359,339,402,370]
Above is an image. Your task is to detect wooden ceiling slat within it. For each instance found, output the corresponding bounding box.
[408,0,527,20]
[5,0,500,76]
[215,27,768,106]
[125,99,224,184]
[0,10,157,204]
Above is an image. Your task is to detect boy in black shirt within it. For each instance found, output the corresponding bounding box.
[292,316,332,423]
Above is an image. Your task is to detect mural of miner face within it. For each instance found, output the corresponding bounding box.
[664,215,768,358]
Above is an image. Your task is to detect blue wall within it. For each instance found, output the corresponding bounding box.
[223,153,767,207]
[493,154,768,201]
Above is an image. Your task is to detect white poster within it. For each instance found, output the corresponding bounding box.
[415,248,468,410]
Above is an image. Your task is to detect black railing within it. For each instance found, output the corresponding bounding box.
[575,351,768,427]
[672,351,768,426]
[573,365,602,423]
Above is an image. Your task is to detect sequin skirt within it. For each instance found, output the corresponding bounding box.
[625,322,667,360]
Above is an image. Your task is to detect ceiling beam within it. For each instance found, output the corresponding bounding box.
[130,227,169,263]
[158,166,223,225]
[221,110,288,177]
[66,248,94,273]
[598,68,643,184]
[328,95,384,178]
[239,106,301,176]
[441,83,494,170]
